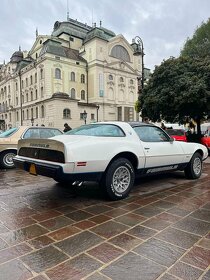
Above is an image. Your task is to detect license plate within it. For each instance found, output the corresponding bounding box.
[29,164,37,175]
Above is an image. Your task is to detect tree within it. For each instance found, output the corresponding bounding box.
[140,18,210,135]
[140,56,210,134]
[181,19,210,59]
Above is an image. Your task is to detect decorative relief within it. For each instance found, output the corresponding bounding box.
[107,81,115,86]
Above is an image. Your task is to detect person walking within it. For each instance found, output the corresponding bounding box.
[63,123,72,132]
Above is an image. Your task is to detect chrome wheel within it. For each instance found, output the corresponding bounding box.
[3,152,16,168]
[112,166,131,193]
[193,157,202,176]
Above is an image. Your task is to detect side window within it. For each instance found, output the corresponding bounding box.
[134,126,169,142]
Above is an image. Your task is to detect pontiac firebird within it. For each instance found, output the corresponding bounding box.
[14,122,208,200]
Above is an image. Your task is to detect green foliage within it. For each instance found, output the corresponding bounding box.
[181,19,210,59]
[134,99,141,113]
[140,56,210,124]
[141,18,210,131]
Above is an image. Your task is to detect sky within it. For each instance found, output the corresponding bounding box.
[0,0,209,70]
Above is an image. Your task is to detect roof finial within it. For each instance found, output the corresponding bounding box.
[67,0,69,20]
[36,28,38,37]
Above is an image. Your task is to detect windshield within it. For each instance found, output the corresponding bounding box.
[65,124,125,137]
[0,127,18,138]
[166,129,185,136]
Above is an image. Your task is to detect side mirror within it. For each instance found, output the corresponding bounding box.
[169,137,174,143]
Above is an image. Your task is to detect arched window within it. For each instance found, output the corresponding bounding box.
[81,74,85,83]
[31,91,33,101]
[41,105,45,118]
[16,111,19,121]
[70,88,76,99]
[35,73,37,83]
[22,110,25,120]
[26,93,28,102]
[55,68,61,79]
[71,72,75,81]
[31,108,33,118]
[81,90,85,100]
[63,108,71,119]
[36,107,38,118]
[119,77,124,82]
[109,74,113,80]
[130,79,134,84]
[30,75,33,85]
[40,68,44,79]
[26,109,29,119]
[110,45,130,62]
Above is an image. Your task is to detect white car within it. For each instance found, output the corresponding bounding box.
[14,122,208,200]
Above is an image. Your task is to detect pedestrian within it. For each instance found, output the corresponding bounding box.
[143,117,150,124]
[63,123,72,132]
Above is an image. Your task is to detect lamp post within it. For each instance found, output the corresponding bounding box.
[133,36,144,92]
[96,105,100,122]
[83,110,87,125]
[31,117,34,126]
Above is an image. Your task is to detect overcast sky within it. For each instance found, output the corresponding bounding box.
[0,0,209,70]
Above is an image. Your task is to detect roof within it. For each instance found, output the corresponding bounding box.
[39,39,86,62]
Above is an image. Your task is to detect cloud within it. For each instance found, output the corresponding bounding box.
[0,0,209,70]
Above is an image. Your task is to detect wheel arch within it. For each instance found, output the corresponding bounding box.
[0,148,17,156]
[195,149,204,159]
[105,152,138,173]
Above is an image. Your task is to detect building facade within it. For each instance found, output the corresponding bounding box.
[0,18,143,131]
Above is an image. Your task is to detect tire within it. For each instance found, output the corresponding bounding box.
[0,150,17,169]
[101,157,135,200]
[184,152,202,179]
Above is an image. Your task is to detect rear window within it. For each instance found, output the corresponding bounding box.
[65,124,125,137]
[166,129,185,136]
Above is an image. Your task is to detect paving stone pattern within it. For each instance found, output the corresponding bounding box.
[0,163,209,280]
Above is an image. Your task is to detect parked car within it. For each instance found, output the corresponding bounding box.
[200,130,210,153]
[0,126,62,169]
[14,122,208,200]
[166,129,187,142]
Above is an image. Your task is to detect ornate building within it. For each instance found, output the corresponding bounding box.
[0,18,143,130]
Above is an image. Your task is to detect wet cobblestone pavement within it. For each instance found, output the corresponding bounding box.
[0,161,209,280]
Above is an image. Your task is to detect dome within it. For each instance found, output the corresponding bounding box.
[10,50,23,63]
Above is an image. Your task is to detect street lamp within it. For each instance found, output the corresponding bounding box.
[96,105,100,122]
[83,110,87,125]
[133,36,144,92]
[31,117,34,126]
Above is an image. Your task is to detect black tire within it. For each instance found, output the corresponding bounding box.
[184,152,202,179]
[0,150,16,169]
[101,157,135,200]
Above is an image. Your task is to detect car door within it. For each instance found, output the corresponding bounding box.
[134,125,185,169]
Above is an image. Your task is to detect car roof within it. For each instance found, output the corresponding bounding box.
[128,122,155,128]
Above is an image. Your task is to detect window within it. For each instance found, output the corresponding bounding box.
[70,88,76,99]
[91,113,95,120]
[109,74,113,80]
[63,108,71,119]
[71,72,75,81]
[22,110,24,120]
[110,45,130,62]
[31,108,33,118]
[119,77,124,82]
[55,68,61,79]
[15,82,18,91]
[41,86,44,97]
[31,91,33,101]
[81,74,85,83]
[26,93,28,102]
[16,111,19,121]
[35,73,37,83]
[22,80,24,88]
[130,79,134,84]
[16,97,18,105]
[134,126,170,142]
[40,68,44,79]
[36,107,38,118]
[26,109,29,119]
[35,89,38,99]
[41,105,45,118]
[30,75,33,85]
[81,90,85,100]
[26,78,28,87]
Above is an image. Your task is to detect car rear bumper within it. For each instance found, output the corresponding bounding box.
[13,158,103,182]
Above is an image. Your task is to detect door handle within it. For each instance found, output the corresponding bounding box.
[144,147,150,150]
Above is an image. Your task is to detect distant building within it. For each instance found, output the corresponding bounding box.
[0,18,144,130]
